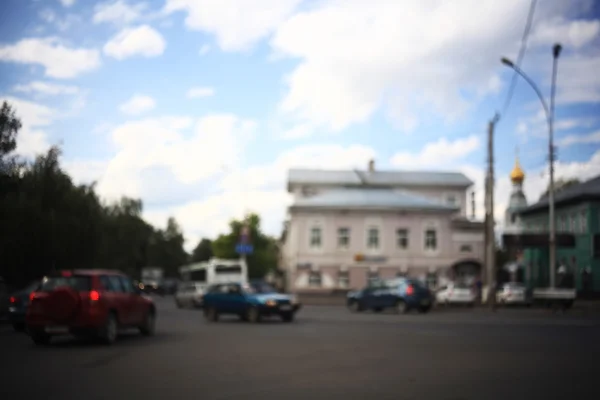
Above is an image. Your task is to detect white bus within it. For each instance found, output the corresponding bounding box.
[179,258,248,290]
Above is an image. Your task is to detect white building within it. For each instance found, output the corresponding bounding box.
[280,160,485,293]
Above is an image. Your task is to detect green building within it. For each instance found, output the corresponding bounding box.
[517,175,600,296]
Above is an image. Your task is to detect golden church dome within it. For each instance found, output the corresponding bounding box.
[510,157,525,183]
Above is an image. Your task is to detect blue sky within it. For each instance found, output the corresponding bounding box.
[1,0,599,249]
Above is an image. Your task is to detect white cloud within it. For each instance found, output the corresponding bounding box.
[391,135,481,168]
[186,87,215,98]
[76,114,257,203]
[119,94,156,115]
[199,44,210,56]
[93,0,148,26]
[559,130,600,147]
[0,38,100,79]
[280,123,314,140]
[555,54,600,104]
[268,0,585,132]
[13,81,79,96]
[103,25,166,60]
[60,0,76,7]
[163,0,302,51]
[0,96,54,158]
[530,18,600,49]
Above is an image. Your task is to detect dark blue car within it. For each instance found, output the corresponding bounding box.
[202,281,301,323]
[347,278,433,314]
[8,280,40,331]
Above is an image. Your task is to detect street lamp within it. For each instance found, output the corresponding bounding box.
[501,43,562,288]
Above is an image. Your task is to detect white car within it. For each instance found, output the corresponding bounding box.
[436,283,476,306]
[496,283,531,306]
[175,282,206,309]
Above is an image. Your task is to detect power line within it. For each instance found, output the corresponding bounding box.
[500,0,538,117]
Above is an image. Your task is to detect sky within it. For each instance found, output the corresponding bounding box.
[1,0,599,251]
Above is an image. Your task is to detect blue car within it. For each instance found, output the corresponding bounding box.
[8,280,40,332]
[202,281,301,323]
[347,278,433,314]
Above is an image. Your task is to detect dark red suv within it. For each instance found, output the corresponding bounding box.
[26,270,156,346]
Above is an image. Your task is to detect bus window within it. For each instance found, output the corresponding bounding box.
[215,265,242,274]
[189,269,207,282]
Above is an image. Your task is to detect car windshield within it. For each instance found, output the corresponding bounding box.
[245,282,277,294]
[40,276,91,292]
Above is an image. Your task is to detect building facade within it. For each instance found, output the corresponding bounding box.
[517,175,600,295]
[280,161,485,293]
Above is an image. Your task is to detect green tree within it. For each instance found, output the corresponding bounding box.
[0,101,191,288]
[212,213,279,279]
[191,238,213,262]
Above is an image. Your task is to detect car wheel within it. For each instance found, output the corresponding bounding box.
[204,307,219,322]
[396,300,408,314]
[281,312,294,323]
[12,323,26,332]
[139,309,156,336]
[419,305,431,314]
[30,330,51,346]
[348,301,361,313]
[99,312,118,345]
[246,307,261,323]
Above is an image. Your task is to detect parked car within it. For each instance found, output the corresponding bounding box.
[0,277,9,321]
[26,270,156,346]
[202,282,301,323]
[8,280,40,332]
[435,282,476,306]
[159,278,179,295]
[347,278,433,314]
[174,282,205,308]
[496,282,531,306]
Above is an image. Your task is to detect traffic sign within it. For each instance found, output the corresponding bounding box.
[235,243,254,255]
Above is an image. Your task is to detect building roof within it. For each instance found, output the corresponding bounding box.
[518,175,600,215]
[290,188,459,211]
[510,157,525,183]
[288,168,473,191]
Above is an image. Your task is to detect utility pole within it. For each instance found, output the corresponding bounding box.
[548,43,561,289]
[485,116,499,309]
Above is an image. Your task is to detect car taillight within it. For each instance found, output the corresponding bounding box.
[29,292,36,302]
[406,285,414,295]
[89,290,100,301]
[10,296,16,303]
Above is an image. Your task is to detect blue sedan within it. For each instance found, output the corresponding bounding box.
[347,278,433,314]
[202,282,301,323]
[8,280,40,332]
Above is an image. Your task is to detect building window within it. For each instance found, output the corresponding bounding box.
[337,227,350,249]
[460,244,472,253]
[559,216,566,232]
[396,229,409,249]
[425,229,437,251]
[396,270,407,278]
[310,227,322,248]
[569,214,577,233]
[308,271,321,287]
[337,271,349,288]
[580,211,588,233]
[445,193,458,206]
[367,270,379,285]
[367,227,380,250]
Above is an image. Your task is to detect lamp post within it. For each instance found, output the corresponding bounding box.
[501,43,562,288]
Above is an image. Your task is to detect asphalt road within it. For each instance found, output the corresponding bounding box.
[1,298,599,400]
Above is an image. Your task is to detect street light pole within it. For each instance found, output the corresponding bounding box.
[500,43,562,288]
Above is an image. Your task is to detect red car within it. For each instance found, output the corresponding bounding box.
[26,270,156,346]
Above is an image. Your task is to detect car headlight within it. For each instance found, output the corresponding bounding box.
[265,299,277,307]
